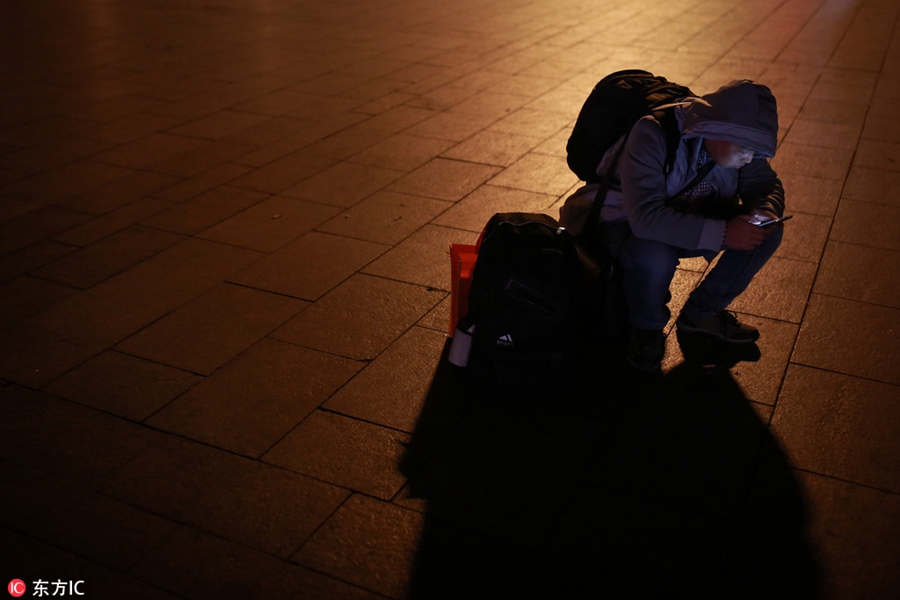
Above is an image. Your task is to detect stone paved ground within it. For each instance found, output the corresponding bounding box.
[1,0,898,598]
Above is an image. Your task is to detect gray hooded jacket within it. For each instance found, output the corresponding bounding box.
[608,79,785,252]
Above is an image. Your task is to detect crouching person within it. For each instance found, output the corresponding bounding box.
[605,80,785,370]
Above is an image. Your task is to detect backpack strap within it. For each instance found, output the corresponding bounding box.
[655,107,683,175]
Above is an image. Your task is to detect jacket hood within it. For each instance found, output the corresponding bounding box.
[681,80,779,158]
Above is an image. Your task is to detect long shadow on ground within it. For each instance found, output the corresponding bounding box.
[400,337,822,599]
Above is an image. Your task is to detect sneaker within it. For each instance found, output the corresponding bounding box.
[676,311,759,344]
[627,327,665,371]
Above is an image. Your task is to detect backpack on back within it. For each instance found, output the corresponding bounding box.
[566,69,694,183]
[455,212,587,397]
[558,70,698,342]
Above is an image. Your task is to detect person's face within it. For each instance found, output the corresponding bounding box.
[704,138,755,169]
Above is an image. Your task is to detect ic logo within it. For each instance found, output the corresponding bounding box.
[7,580,26,598]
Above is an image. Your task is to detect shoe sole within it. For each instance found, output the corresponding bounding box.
[676,324,759,343]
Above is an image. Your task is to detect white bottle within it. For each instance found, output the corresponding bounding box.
[448,323,475,367]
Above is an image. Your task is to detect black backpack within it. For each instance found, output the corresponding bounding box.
[566,69,694,184]
[458,213,586,396]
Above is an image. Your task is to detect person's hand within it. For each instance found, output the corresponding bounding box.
[723,214,770,250]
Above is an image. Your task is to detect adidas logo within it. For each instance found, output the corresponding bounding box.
[496,334,514,347]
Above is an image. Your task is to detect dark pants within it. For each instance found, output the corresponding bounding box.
[612,224,782,331]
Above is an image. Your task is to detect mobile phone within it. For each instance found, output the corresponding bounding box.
[750,214,793,227]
